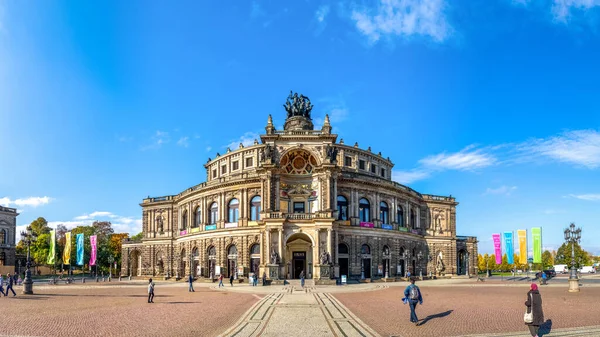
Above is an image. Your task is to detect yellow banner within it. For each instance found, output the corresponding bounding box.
[517,229,527,265]
[63,232,71,264]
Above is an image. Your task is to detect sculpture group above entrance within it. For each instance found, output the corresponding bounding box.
[283,91,315,131]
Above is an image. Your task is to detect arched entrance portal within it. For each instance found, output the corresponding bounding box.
[285,233,313,279]
[458,249,468,275]
[207,246,216,279]
[361,244,372,279]
[227,245,238,279]
[338,243,349,278]
[130,250,142,276]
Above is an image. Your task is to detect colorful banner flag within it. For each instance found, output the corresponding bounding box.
[89,235,97,266]
[47,229,56,264]
[76,233,84,266]
[503,231,514,264]
[493,233,502,265]
[517,230,527,265]
[63,232,72,264]
[532,227,542,264]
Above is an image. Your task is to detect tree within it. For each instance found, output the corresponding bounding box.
[30,217,51,236]
[130,232,143,241]
[556,242,590,268]
[541,250,554,269]
[108,233,129,268]
[488,254,497,270]
[478,253,488,273]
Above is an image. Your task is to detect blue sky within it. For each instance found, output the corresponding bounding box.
[1,1,599,255]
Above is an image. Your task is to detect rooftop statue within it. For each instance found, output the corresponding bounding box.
[283,91,313,119]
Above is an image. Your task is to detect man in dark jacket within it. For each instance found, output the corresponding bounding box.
[525,283,544,337]
[188,274,195,292]
[403,278,423,326]
[5,273,16,297]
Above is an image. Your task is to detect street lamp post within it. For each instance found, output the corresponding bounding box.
[21,226,37,295]
[108,256,114,281]
[417,251,423,279]
[564,222,582,292]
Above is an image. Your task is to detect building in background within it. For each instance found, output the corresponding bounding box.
[121,93,478,281]
[0,206,18,273]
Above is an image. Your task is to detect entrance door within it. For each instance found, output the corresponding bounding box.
[208,259,216,278]
[363,258,371,278]
[399,259,405,277]
[412,260,416,275]
[228,259,237,278]
[293,251,306,279]
[339,258,349,277]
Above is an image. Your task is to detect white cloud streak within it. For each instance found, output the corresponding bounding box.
[226,132,259,150]
[484,185,518,196]
[177,136,190,148]
[567,193,600,201]
[316,5,330,22]
[351,0,452,43]
[519,130,600,169]
[141,130,170,151]
[419,145,497,171]
[0,196,52,208]
[392,169,431,184]
[552,0,600,22]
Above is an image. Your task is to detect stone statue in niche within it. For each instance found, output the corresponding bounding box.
[260,144,274,163]
[270,250,280,264]
[320,250,331,265]
[325,145,338,163]
[156,257,164,274]
[436,252,445,273]
[156,217,163,233]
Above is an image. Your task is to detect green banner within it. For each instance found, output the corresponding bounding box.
[47,229,56,264]
[532,227,542,264]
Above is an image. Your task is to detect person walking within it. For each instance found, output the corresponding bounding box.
[188,274,195,292]
[147,278,155,303]
[0,274,5,297]
[403,278,423,326]
[253,273,258,286]
[5,273,16,297]
[525,283,544,337]
[218,274,224,288]
[300,270,305,288]
[262,271,267,286]
[541,272,547,285]
[229,273,234,287]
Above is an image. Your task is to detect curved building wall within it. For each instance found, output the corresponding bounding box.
[122,109,478,280]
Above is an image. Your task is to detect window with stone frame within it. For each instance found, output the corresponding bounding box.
[370,163,376,173]
[397,206,405,227]
[181,210,188,230]
[246,157,253,168]
[0,229,6,244]
[0,252,5,266]
[250,195,261,221]
[193,207,201,227]
[344,156,352,167]
[228,198,239,223]
[359,198,370,222]
[232,161,239,171]
[380,168,386,177]
[410,209,416,228]
[209,202,218,225]
[359,160,365,170]
[212,169,217,179]
[221,164,227,174]
[379,201,389,224]
[337,195,348,220]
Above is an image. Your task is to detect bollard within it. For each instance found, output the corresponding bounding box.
[119,276,122,281]
[128,275,131,281]
[83,278,85,283]
[96,277,99,283]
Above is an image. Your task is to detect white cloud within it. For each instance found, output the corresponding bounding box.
[351,0,452,43]
[226,132,259,150]
[543,209,565,214]
[206,146,212,152]
[392,169,430,184]
[567,193,600,201]
[419,145,497,171]
[316,5,330,22]
[0,196,52,208]
[177,136,190,148]
[142,130,170,150]
[519,130,600,168]
[251,1,266,19]
[552,0,600,22]
[484,185,518,196]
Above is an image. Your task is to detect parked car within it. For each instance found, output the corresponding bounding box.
[543,270,556,278]
[553,264,568,274]
[579,266,596,274]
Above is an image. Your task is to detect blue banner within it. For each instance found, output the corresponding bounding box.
[382,224,393,230]
[503,231,514,264]
[76,233,84,266]
[205,224,216,230]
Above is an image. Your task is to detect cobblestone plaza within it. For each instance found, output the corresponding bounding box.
[3,279,600,337]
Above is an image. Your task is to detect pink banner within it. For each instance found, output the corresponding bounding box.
[493,233,502,265]
[89,235,97,266]
[360,222,374,228]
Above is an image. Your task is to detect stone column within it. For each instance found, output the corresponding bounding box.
[266,228,271,259]
[405,201,410,228]
[417,206,421,229]
[335,230,339,264]
[327,229,332,257]
[315,229,320,263]
[260,230,264,265]
[278,228,283,264]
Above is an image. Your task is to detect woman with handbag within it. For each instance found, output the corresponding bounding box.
[524,283,544,337]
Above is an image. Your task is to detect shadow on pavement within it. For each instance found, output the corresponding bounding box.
[36,293,174,298]
[418,310,453,326]
[539,319,553,336]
